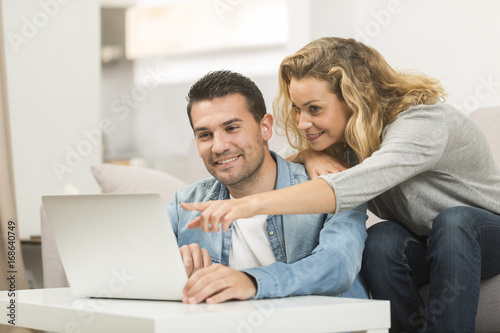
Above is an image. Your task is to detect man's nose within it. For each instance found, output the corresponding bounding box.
[212,133,230,154]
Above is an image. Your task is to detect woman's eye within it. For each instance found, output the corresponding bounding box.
[310,106,320,113]
[293,105,301,113]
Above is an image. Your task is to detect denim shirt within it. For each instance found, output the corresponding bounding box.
[167,151,368,299]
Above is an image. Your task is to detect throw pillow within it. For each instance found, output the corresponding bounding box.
[91,163,186,204]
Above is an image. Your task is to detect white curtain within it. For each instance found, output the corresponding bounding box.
[0,2,37,332]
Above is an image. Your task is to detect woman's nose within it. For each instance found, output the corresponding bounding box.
[297,113,312,131]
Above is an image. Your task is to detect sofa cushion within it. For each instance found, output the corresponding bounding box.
[419,272,500,332]
[91,163,186,203]
[470,106,500,166]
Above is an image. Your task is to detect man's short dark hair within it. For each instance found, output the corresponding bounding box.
[186,70,266,128]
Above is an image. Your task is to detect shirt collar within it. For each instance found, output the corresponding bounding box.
[272,151,293,190]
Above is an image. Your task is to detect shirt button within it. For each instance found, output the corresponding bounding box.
[268,230,275,236]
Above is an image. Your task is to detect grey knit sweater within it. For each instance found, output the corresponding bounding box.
[320,103,500,235]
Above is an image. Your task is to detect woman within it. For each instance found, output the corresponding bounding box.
[183,37,500,332]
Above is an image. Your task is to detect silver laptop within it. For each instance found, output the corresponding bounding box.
[42,193,187,301]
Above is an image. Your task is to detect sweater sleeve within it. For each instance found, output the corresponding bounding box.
[320,104,449,214]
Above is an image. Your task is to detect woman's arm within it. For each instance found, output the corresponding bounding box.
[183,106,448,233]
[181,178,336,232]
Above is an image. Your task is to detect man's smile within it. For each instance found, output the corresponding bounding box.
[214,155,240,165]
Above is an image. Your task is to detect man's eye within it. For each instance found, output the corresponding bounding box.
[226,126,239,132]
[198,133,211,140]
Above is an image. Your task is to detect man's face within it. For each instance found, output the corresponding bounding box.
[191,93,267,188]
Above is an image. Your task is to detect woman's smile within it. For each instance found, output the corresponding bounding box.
[306,131,325,141]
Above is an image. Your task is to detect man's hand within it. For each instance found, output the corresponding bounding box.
[182,264,257,304]
[179,243,212,277]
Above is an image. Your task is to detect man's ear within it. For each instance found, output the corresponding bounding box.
[260,113,274,142]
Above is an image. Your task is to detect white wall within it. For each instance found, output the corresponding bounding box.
[310,0,500,113]
[103,0,500,174]
[102,0,295,178]
[2,0,101,238]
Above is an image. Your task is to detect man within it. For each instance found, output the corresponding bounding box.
[167,70,368,304]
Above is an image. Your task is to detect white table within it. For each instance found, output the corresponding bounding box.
[0,288,390,332]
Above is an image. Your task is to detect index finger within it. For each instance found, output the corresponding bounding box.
[181,201,210,211]
[187,216,201,229]
[181,202,209,231]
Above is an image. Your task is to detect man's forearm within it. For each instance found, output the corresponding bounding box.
[242,205,368,299]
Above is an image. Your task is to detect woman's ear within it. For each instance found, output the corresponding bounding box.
[260,113,274,142]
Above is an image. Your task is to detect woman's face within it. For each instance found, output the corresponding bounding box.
[289,77,350,151]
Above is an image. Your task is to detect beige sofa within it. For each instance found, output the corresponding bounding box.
[41,107,500,332]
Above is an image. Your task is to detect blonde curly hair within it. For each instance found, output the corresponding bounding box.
[274,37,447,162]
